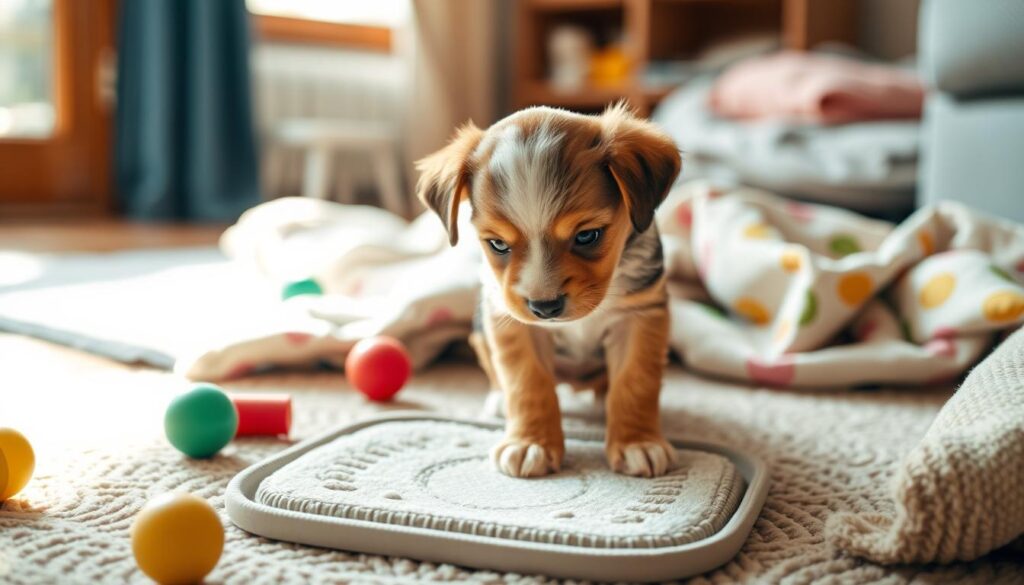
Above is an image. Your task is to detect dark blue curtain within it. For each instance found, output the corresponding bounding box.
[116,0,260,221]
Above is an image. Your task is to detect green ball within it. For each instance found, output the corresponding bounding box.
[164,384,238,458]
[281,278,323,300]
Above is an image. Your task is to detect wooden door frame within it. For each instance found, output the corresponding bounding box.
[0,0,117,218]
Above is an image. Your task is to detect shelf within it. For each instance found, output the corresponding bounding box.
[651,0,778,4]
[518,81,674,110]
[528,0,623,11]
[530,0,772,7]
[513,0,856,118]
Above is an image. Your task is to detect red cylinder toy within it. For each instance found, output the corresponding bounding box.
[229,393,292,437]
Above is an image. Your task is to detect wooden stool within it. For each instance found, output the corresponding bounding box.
[273,118,406,216]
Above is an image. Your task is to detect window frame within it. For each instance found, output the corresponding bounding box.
[252,14,393,52]
[0,0,116,216]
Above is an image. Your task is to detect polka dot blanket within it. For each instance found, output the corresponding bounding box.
[181,180,1024,389]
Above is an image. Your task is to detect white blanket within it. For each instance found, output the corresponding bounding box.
[182,181,1024,389]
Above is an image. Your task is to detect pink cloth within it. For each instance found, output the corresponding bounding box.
[709,51,925,125]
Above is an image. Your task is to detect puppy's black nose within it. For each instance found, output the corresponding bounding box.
[527,296,566,319]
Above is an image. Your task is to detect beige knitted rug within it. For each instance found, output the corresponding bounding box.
[1,337,1022,583]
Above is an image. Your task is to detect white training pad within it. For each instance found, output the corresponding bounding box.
[227,415,768,582]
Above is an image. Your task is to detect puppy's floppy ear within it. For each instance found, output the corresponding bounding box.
[600,102,681,233]
[415,122,485,246]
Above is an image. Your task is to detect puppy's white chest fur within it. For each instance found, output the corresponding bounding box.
[547,311,617,383]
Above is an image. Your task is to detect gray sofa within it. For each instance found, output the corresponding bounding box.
[918,0,1024,221]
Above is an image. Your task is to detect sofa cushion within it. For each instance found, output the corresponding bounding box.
[919,93,1024,222]
[920,0,1024,96]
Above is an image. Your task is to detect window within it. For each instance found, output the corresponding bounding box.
[0,0,56,139]
[246,0,409,29]
[0,0,115,211]
[247,0,409,52]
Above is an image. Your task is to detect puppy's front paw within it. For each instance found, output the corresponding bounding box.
[491,438,563,478]
[607,438,677,478]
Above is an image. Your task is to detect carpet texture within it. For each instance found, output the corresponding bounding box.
[1,339,1022,583]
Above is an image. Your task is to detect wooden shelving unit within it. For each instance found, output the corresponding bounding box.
[512,0,856,116]
[519,80,674,109]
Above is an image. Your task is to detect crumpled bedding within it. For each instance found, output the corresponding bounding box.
[708,51,925,125]
[182,181,1024,389]
[653,77,919,213]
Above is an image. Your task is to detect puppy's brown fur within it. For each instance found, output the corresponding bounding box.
[418,104,681,478]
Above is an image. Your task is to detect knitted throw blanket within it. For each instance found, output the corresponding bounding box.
[828,326,1024,563]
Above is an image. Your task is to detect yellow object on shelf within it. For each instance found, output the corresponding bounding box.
[590,44,631,87]
[0,427,35,501]
[131,492,224,585]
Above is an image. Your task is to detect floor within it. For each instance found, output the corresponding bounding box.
[2,221,1021,584]
[0,220,225,253]
[0,221,226,428]
[0,220,234,469]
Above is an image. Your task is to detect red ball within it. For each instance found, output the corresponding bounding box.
[344,336,411,402]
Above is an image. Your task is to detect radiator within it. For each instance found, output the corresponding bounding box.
[252,43,407,204]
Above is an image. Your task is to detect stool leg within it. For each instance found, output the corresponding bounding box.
[372,145,406,217]
[335,157,355,205]
[303,146,331,200]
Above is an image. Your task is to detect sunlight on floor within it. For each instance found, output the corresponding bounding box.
[0,251,44,288]
[0,337,179,483]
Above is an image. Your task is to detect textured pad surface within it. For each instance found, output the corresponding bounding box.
[256,420,744,549]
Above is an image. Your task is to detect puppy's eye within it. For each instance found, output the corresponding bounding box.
[487,239,510,255]
[574,229,602,247]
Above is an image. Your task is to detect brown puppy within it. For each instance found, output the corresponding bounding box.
[417,104,681,478]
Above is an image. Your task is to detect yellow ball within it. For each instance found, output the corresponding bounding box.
[131,492,224,585]
[0,427,35,501]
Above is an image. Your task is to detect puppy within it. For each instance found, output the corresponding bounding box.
[416,104,681,478]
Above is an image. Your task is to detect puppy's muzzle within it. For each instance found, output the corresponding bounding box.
[526,295,566,319]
